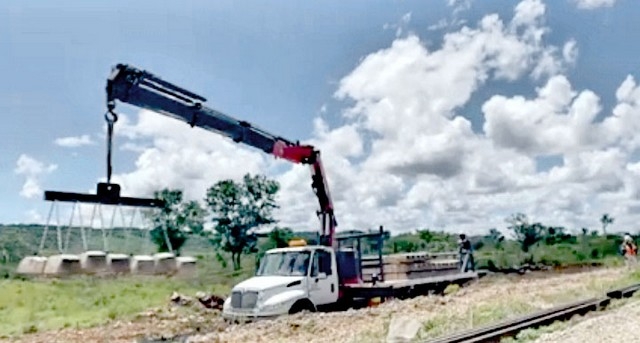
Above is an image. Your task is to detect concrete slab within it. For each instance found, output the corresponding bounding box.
[16,256,48,275]
[175,256,197,277]
[130,255,155,275]
[153,252,177,274]
[43,254,81,276]
[107,253,130,274]
[79,250,107,274]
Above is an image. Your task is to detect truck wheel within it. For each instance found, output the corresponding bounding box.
[289,299,316,314]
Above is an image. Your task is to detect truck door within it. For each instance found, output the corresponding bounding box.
[308,249,339,306]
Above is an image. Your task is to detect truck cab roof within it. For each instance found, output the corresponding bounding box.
[266,245,331,254]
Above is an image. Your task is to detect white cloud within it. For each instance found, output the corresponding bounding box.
[108,110,270,202]
[14,154,57,199]
[482,74,605,155]
[563,39,579,65]
[54,134,95,148]
[430,0,470,31]
[78,0,639,237]
[572,0,616,10]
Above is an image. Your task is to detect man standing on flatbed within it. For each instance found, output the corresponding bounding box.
[458,233,475,272]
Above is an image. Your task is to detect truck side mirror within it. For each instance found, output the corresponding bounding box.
[317,272,327,280]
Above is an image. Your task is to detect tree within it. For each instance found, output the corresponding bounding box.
[416,229,456,252]
[418,229,434,244]
[506,213,544,252]
[268,227,294,249]
[543,226,572,245]
[255,227,294,268]
[600,214,614,235]
[149,189,207,255]
[206,173,279,270]
[488,228,505,248]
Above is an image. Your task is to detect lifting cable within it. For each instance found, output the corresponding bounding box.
[98,203,108,253]
[119,206,139,255]
[37,200,57,256]
[162,221,174,254]
[143,213,153,255]
[107,204,118,247]
[80,204,98,251]
[63,201,78,253]
[55,200,62,253]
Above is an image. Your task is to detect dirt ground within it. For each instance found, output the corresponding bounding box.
[1,267,631,343]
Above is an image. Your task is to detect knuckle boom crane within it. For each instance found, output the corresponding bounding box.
[106,64,337,249]
[104,63,476,319]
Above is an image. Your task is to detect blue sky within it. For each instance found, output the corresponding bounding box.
[3,0,640,235]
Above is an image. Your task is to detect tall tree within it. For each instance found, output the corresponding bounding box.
[206,173,279,270]
[506,213,544,252]
[600,214,614,235]
[149,189,207,255]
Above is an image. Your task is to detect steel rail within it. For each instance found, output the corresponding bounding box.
[423,282,640,343]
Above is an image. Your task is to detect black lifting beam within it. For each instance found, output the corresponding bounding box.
[44,182,165,208]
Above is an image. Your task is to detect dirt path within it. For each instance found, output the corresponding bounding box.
[2,267,631,343]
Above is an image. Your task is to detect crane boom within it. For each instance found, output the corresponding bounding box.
[106,63,337,248]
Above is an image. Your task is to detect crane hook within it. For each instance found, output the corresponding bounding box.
[104,108,118,184]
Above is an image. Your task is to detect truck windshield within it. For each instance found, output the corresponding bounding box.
[257,251,311,276]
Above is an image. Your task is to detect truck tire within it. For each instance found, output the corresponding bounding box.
[289,299,316,314]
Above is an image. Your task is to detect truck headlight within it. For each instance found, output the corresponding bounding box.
[259,301,286,313]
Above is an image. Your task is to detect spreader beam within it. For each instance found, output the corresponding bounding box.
[44,183,165,208]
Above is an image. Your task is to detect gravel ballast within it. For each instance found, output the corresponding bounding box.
[532,298,640,343]
[2,267,632,343]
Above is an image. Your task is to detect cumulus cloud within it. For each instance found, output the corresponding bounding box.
[54,134,95,147]
[108,110,270,201]
[14,154,57,199]
[572,0,616,10]
[482,74,604,155]
[64,0,640,236]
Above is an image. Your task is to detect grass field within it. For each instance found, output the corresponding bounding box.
[0,255,254,338]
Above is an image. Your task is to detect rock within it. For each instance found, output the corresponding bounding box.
[386,315,422,343]
[196,292,226,310]
[171,292,194,306]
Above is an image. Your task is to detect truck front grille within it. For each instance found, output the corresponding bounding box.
[231,291,258,309]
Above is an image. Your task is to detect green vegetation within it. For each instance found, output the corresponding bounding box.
[148,189,206,255]
[206,173,280,270]
[0,254,254,338]
[1,210,633,277]
[381,212,632,270]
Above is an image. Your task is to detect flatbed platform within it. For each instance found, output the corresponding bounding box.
[342,271,479,299]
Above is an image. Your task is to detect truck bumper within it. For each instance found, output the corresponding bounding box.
[221,310,281,323]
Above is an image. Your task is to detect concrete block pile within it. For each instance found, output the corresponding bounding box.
[15,251,198,277]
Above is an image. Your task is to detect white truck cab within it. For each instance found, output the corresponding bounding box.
[222,245,340,321]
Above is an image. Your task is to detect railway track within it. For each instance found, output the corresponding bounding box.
[423,282,640,343]
[137,274,640,343]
